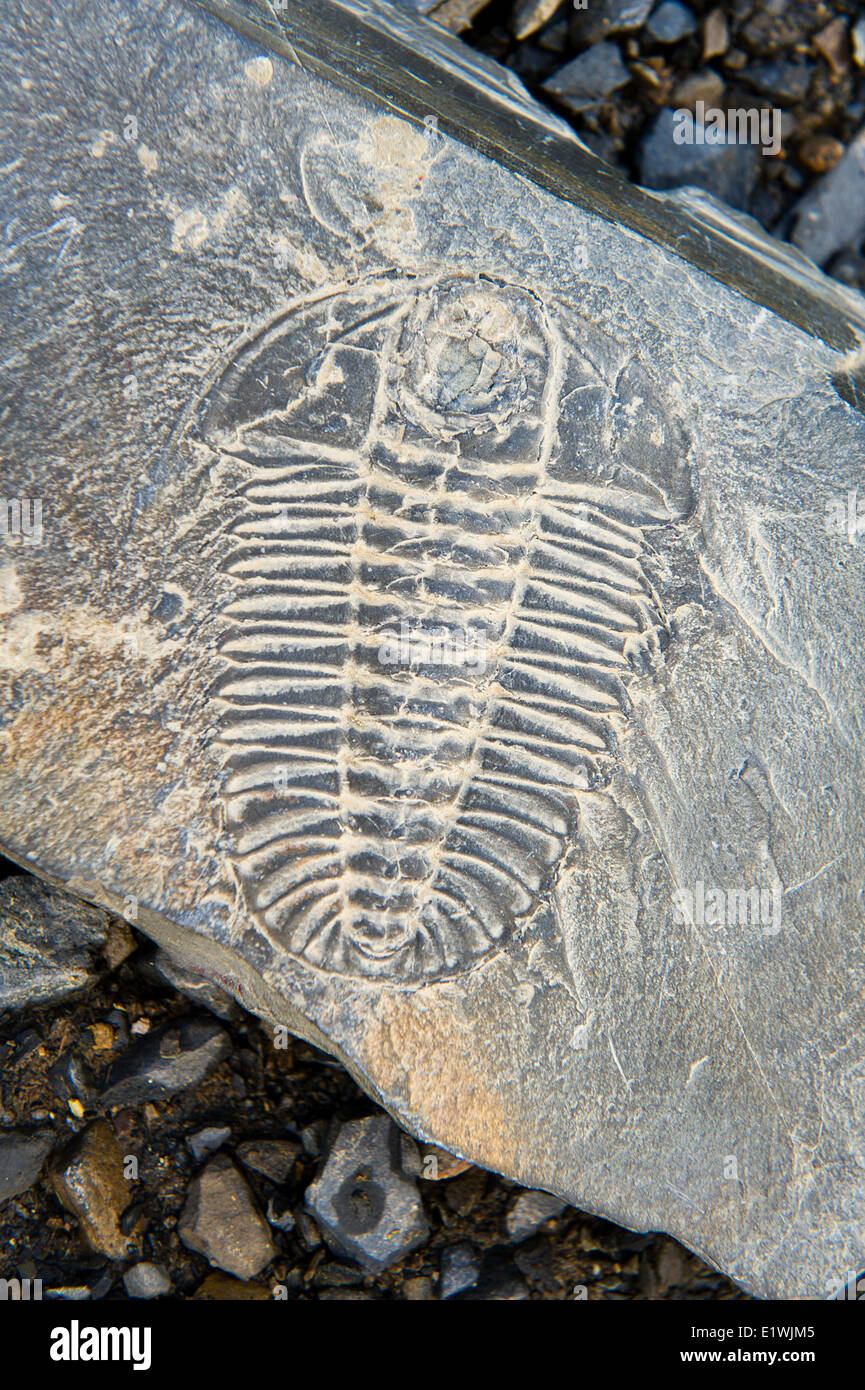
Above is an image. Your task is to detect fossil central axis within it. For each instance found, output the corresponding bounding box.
[200,276,677,982]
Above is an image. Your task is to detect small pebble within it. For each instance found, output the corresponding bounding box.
[178,1153,275,1280]
[813,17,849,77]
[186,1125,231,1164]
[798,135,845,176]
[305,1115,428,1272]
[505,1189,568,1243]
[48,1119,132,1261]
[645,2,696,46]
[702,7,728,61]
[441,1241,481,1298]
[542,41,631,114]
[123,1262,172,1299]
[671,69,724,107]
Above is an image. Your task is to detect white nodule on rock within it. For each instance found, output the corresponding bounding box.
[244,56,273,88]
[137,144,158,174]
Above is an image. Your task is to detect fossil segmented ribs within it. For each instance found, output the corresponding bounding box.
[201,275,690,980]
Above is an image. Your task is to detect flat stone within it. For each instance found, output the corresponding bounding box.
[236,1138,300,1184]
[512,0,565,42]
[123,1261,173,1298]
[702,7,728,60]
[98,1017,231,1107]
[505,1189,568,1242]
[440,1241,481,1298]
[542,41,631,113]
[744,61,812,104]
[399,1133,472,1180]
[645,2,696,45]
[178,1153,276,1280]
[639,107,759,210]
[0,876,120,1014]
[48,1119,132,1261]
[3,0,865,1302]
[187,1125,232,1163]
[306,1116,429,1272]
[0,1128,53,1202]
[791,126,865,266]
[671,67,724,106]
[570,0,652,45]
[192,1272,272,1300]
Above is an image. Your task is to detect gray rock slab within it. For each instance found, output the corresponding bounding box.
[1,0,865,1300]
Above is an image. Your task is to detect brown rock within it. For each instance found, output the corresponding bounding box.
[403,1275,435,1300]
[813,18,849,77]
[672,69,725,108]
[193,1272,272,1300]
[236,1138,300,1184]
[444,1168,487,1214]
[179,1154,276,1280]
[49,1119,132,1260]
[428,0,492,34]
[512,0,564,42]
[702,8,729,61]
[798,135,845,176]
[417,1142,473,1181]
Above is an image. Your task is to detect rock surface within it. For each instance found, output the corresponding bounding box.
[542,40,631,112]
[0,0,864,1301]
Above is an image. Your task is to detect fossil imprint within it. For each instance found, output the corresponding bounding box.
[200,275,694,982]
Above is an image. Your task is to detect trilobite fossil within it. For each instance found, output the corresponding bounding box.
[199,273,693,984]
